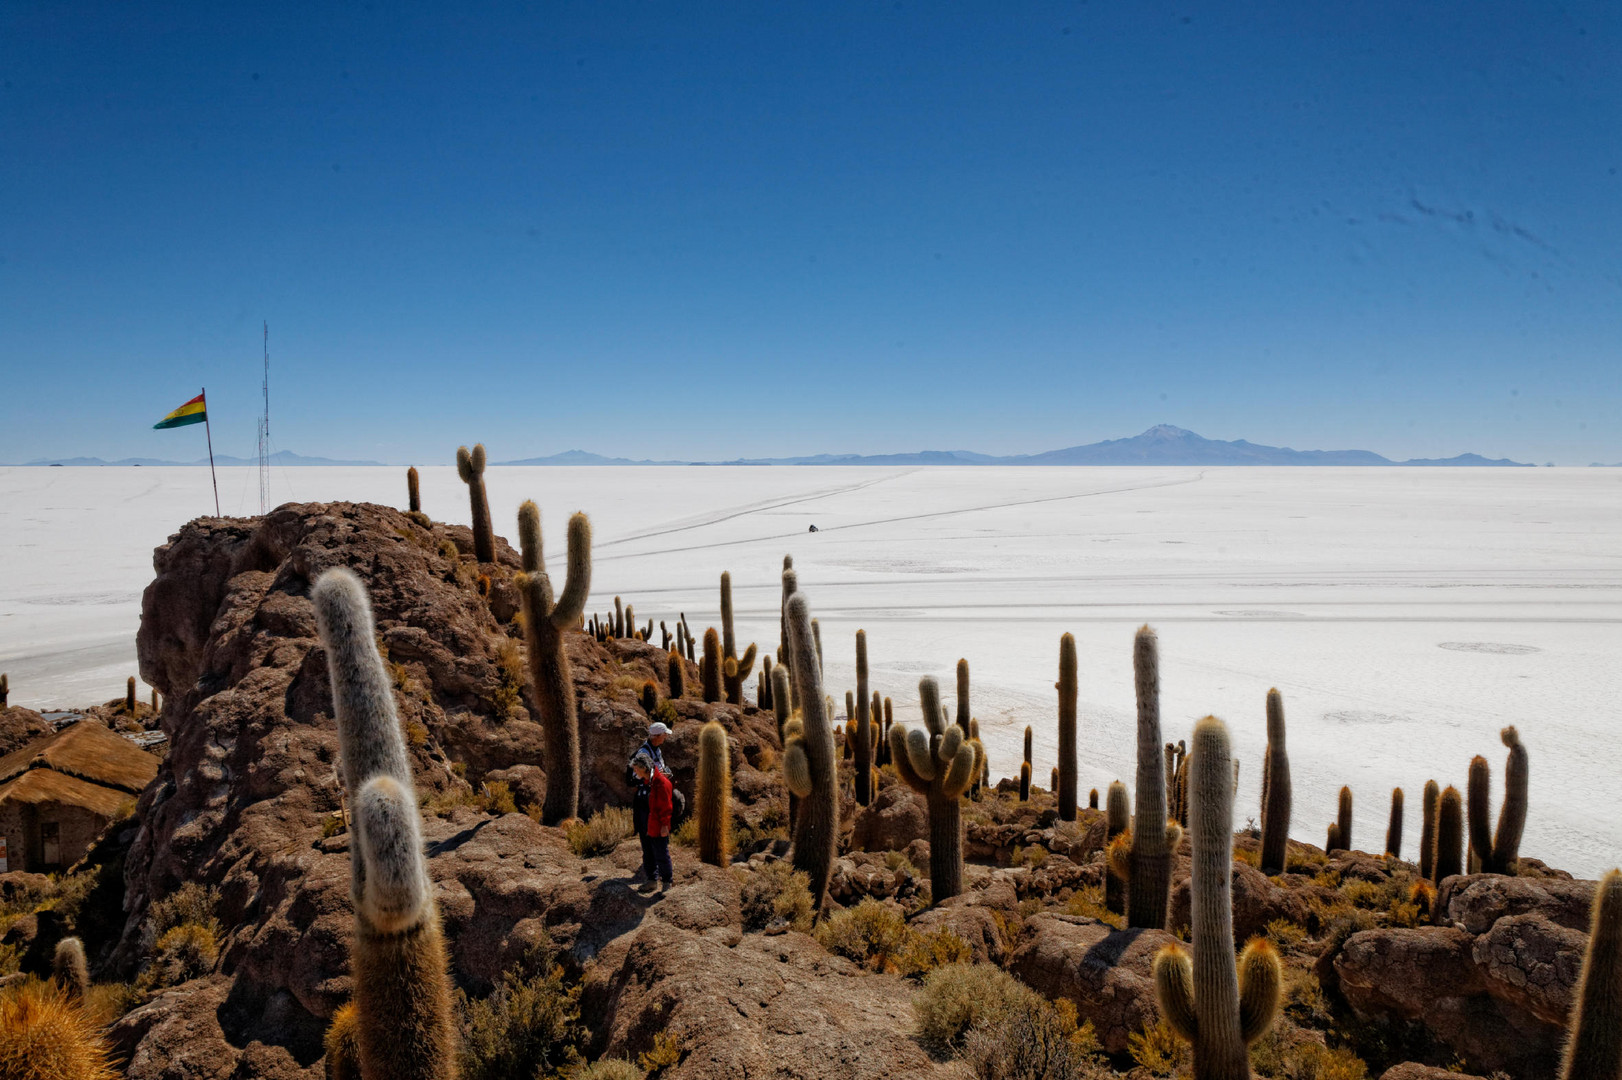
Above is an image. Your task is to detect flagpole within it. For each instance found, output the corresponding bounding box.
[201,387,221,516]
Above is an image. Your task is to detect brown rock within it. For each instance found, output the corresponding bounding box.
[0,706,52,755]
[1008,912,1176,1053]
[1379,1065,1487,1080]
[1169,858,1309,944]
[1441,873,1596,935]
[1470,912,1585,1027]
[851,784,927,852]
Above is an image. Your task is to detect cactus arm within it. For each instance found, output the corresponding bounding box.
[785,592,838,910]
[771,667,793,742]
[904,728,937,781]
[517,500,542,573]
[1153,944,1199,1040]
[783,740,814,797]
[547,513,592,628]
[1492,726,1527,873]
[720,571,736,659]
[941,741,977,799]
[1435,785,1465,881]
[889,725,929,792]
[1337,786,1353,854]
[1237,938,1283,1044]
[955,658,971,734]
[456,445,474,483]
[354,775,430,933]
[1107,830,1133,882]
[939,724,964,765]
[735,642,757,683]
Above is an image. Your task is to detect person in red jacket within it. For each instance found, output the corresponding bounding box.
[632,751,674,893]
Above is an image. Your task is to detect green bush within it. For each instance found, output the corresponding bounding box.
[138,923,219,991]
[566,807,634,857]
[458,967,584,1080]
[736,861,814,933]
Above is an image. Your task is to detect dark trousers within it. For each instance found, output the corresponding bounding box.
[639,833,673,883]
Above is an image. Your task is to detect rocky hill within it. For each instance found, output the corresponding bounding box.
[0,499,1604,1080]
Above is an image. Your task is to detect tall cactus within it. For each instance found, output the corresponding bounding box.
[719,571,757,704]
[1561,868,1622,1080]
[406,466,420,514]
[125,676,136,713]
[697,720,730,866]
[1336,787,1353,854]
[516,500,542,573]
[955,658,971,735]
[1259,688,1291,876]
[854,630,873,806]
[889,675,980,903]
[1122,626,1179,930]
[1057,633,1078,821]
[1386,788,1405,859]
[1090,788,1099,810]
[312,569,456,1080]
[1106,781,1130,916]
[1154,715,1282,1080]
[515,510,592,824]
[781,593,838,912]
[701,628,722,703]
[455,444,494,563]
[1419,780,1440,881]
[1469,727,1529,875]
[1434,785,1464,881]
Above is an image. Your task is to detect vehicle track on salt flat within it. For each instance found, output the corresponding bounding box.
[594,470,913,550]
[597,470,1209,563]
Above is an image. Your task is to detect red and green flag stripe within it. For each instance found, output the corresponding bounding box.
[154,393,207,429]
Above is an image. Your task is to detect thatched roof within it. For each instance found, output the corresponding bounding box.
[0,720,159,796]
[0,768,133,820]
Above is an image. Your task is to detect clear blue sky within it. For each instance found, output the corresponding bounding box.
[2,2,1618,464]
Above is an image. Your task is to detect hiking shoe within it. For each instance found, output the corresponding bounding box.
[636,881,657,894]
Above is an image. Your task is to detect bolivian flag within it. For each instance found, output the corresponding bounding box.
[154,393,207,429]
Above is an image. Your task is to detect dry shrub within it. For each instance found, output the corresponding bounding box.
[1009,844,1048,869]
[1266,917,1309,949]
[458,968,584,1080]
[492,637,525,721]
[914,961,1038,1050]
[483,781,517,816]
[1250,1029,1369,1080]
[636,1031,682,1074]
[1063,884,1124,930]
[147,882,220,941]
[671,817,699,848]
[1128,1019,1189,1076]
[567,1061,645,1080]
[138,922,218,991]
[1234,845,1261,867]
[815,899,911,971]
[0,979,119,1080]
[566,807,633,857]
[898,927,974,978]
[961,1001,1106,1080]
[736,861,814,933]
[81,982,142,1027]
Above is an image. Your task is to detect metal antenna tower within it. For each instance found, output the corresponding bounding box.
[257,321,271,514]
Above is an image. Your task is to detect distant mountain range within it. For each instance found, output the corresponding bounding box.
[18,450,384,467]
[12,426,1538,468]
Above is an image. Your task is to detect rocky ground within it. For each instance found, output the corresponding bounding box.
[0,500,1602,1079]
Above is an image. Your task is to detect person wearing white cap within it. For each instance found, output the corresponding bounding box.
[633,722,675,780]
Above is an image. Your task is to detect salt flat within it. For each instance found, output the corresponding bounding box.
[2,464,1619,876]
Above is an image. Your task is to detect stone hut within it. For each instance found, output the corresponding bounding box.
[0,720,159,873]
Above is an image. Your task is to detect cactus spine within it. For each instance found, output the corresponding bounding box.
[1561,868,1622,1080]
[1154,715,1282,1080]
[854,630,873,806]
[781,593,838,912]
[455,444,494,564]
[1434,785,1464,881]
[1259,688,1291,876]
[515,510,592,824]
[1106,781,1130,915]
[1336,787,1353,854]
[1469,727,1528,874]
[889,676,980,904]
[1419,780,1439,880]
[701,627,722,703]
[406,466,420,513]
[53,936,90,1002]
[1057,632,1078,821]
[312,568,456,1080]
[697,720,731,866]
[1386,788,1404,858]
[1125,626,1179,930]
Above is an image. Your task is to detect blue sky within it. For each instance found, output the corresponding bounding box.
[2,2,1618,464]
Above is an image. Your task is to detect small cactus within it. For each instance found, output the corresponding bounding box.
[1560,868,1622,1080]
[515,509,592,824]
[668,653,685,698]
[1337,786,1353,854]
[1105,780,1130,916]
[781,593,838,912]
[1019,762,1031,802]
[53,936,90,1002]
[312,568,456,1080]
[516,500,543,573]
[1057,632,1078,821]
[0,672,7,708]
[1089,787,1099,810]
[406,466,420,514]
[125,676,136,713]
[1419,780,1440,881]
[889,675,981,903]
[854,630,874,807]
[1259,688,1291,876]
[1434,785,1464,881]
[455,444,494,563]
[697,720,731,866]
[614,596,625,639]
[1153,716,1282,1080]
[1122,626,1179,930]
[1468,727,1529,875]
[1326,822,1343,854]
[1051,766,1059,793]
[1386,788,1404,859]
[701,628,722,703]
[640,681,657,714]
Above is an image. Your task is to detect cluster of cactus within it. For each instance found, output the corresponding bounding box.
[455,444,494,563]
[1111,626,1181,930]
[718,572,758,704]
[313,568,456,1080]
[697,720,731,866]
[1056,633,1078,820]
[1153,715,1282,1080]
[781,593,838,911]
[514,501,592,824]
[1259,689,1292,875]
[1325,786,1352,855]
[1468,727,1528,875]
[1561,868,1622,1080]
[889,675,982,903]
